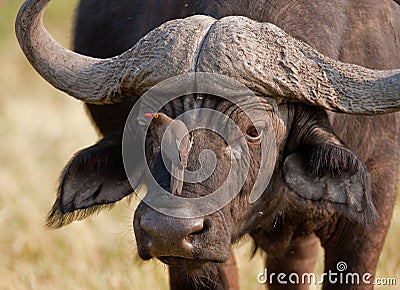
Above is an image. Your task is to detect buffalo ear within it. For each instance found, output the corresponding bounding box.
[47,131,140,228]
[283,143,378,225]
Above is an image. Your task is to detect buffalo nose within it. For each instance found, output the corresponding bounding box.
[138,211,206,257]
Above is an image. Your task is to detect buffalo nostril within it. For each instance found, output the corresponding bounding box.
[187,219,208,237]
[138,217,155,245]
[185,219,209,245]
[140,226,152,245]
[139,217,155,236]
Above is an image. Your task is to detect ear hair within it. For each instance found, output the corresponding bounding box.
[304,143,361,177]
[46,200,115,229]
[47,191,134,229]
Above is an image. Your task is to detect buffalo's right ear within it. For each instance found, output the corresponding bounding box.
[283,143,378,225]
[47,131,142,228]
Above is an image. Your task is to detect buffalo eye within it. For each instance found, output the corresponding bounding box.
[245,125,263,142]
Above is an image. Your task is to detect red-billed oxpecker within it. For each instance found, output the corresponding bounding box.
[144,113,192,196]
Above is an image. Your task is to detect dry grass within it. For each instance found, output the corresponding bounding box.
[0,1,399,289]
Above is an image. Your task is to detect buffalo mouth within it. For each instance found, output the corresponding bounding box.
[158,256,210,268]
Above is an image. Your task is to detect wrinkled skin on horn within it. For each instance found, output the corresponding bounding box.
[16,0,400,113]
[15,0,217,103]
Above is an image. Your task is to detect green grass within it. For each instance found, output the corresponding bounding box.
[1,1,399,289]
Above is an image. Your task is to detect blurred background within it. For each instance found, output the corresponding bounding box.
[0,1,399,289]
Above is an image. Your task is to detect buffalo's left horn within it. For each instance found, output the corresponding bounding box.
[197,17,400,115]
[15,0,216,104]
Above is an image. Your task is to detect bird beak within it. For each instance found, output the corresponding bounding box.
[170,165,184,196]
[144,113,159,119]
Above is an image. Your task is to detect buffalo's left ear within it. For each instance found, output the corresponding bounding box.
[283,143,378,225]
[47,131,141,228]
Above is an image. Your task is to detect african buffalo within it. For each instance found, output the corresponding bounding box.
[16,0,400,289]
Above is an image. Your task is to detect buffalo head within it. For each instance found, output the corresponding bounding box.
[16,0,400,272]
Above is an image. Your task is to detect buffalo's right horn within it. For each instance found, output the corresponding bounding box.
[15,0,216,104]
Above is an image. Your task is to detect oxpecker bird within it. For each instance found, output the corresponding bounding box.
[145,113,192,195]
